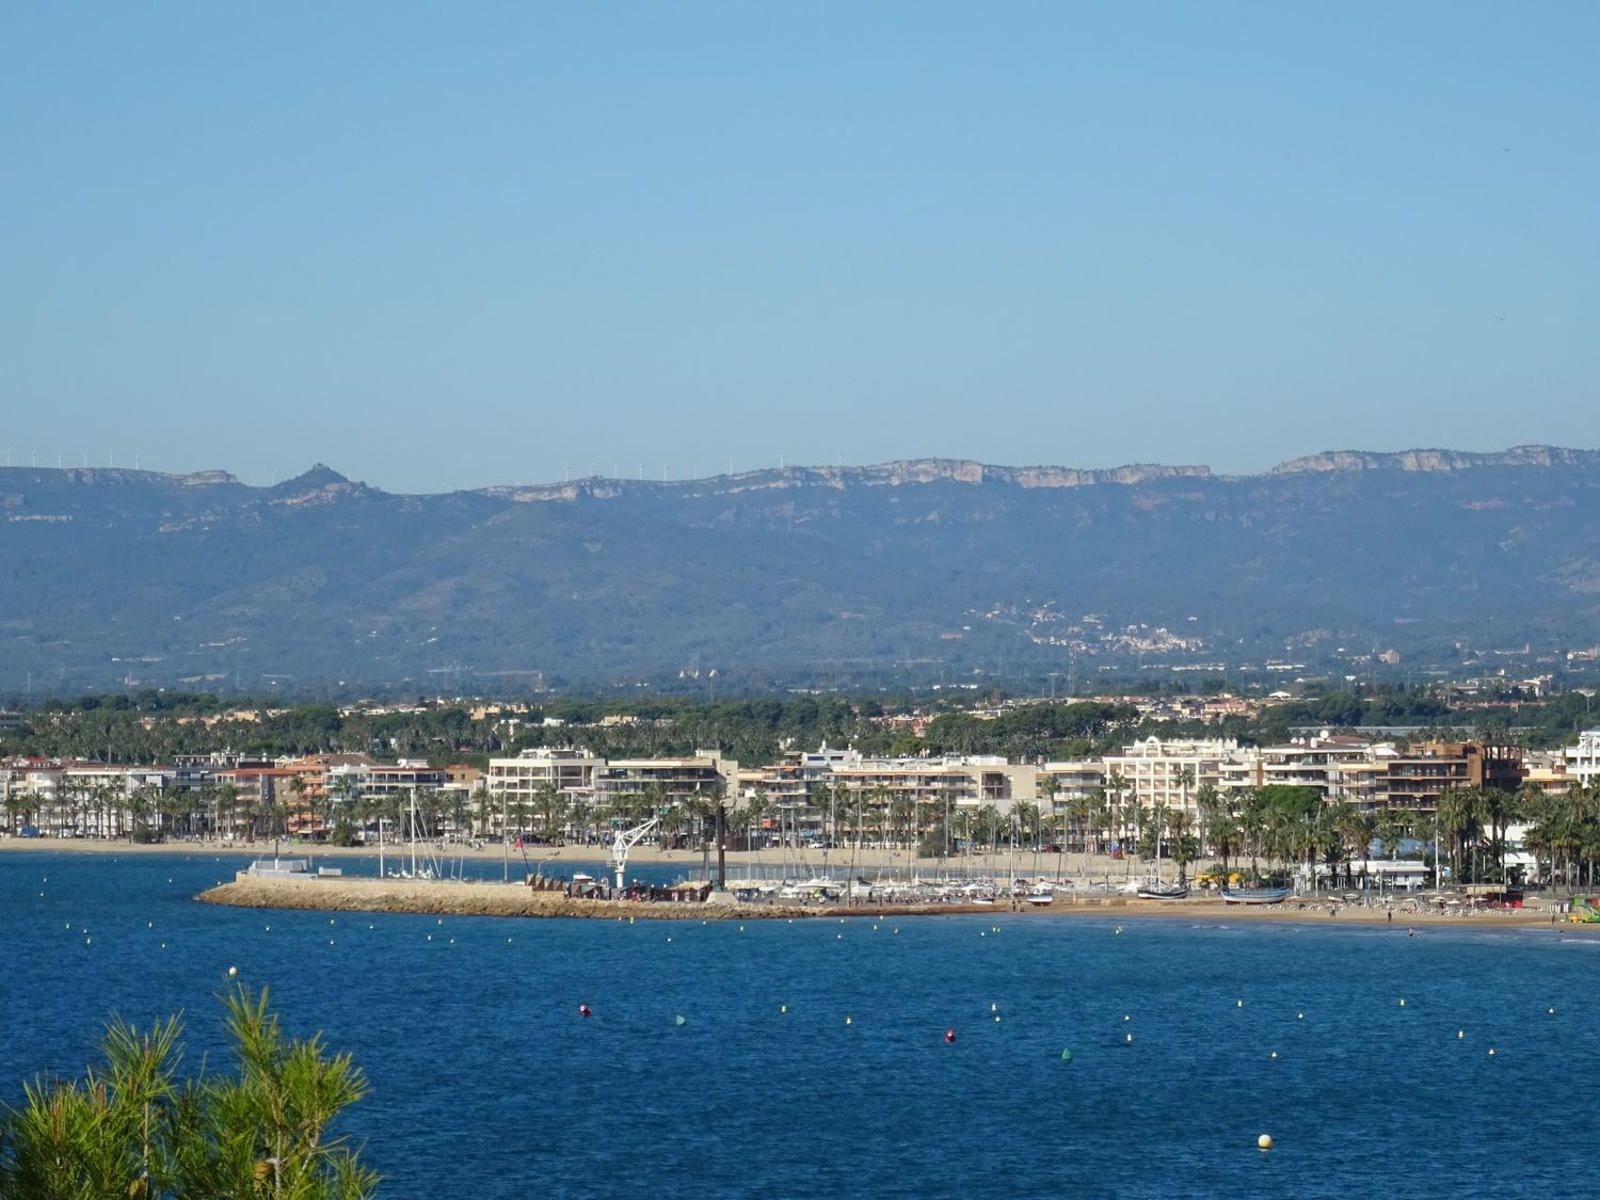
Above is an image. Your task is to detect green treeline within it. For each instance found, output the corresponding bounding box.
[1,686,1594,767]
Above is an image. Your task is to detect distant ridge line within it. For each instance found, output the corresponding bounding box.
[1,445,1596,499]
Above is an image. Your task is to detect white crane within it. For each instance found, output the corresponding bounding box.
[610,816,660,891]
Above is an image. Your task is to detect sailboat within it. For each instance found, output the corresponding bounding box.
[1134,817,1188,900]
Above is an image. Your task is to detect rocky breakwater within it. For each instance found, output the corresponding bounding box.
[198,874,809,920]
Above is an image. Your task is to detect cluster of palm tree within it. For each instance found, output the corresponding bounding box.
[1520,783,1600,888]
[1039,780,1433,886]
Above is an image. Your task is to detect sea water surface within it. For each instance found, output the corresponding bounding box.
[2,851,1596,1199]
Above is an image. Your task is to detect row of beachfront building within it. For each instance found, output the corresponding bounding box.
[3,730,1600,843]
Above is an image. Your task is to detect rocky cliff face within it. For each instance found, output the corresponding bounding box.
[1269,445,1600,475]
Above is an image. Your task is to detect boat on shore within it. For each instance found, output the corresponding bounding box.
[1221,886,1292,905]
[1136,882,1190,901]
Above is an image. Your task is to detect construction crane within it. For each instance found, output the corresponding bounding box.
[610,816,660,891]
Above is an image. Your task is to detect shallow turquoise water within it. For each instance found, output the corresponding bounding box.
[2,852,1596,1198]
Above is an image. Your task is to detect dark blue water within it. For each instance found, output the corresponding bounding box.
[3,852,1596,1199]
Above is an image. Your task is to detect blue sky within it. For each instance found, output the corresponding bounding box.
[3,2,1596,492]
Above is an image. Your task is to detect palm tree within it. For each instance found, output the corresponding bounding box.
[1166,808,1196,883]
[1037,774,1059,845]
[1194,784,1223,861]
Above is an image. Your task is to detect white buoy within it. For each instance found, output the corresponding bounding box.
[227,966,237,978]
[1258,1134,1273,1151]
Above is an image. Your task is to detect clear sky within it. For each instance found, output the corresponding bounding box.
[3,2,1596,492]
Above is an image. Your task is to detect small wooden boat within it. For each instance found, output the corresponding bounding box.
[1220,886,1291,905]
[1136,882,1190,901]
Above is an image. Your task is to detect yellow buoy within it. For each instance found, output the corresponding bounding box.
[1258,1134,1273,1151]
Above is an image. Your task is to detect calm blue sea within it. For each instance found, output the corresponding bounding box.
[2,851,1596,1199]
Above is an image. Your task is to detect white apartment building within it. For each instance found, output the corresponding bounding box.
[484,748,604,808]
[1566,729,1600,787]
[1100,736,1235,814]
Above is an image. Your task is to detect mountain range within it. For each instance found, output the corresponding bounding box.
[3,446,1598,696]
